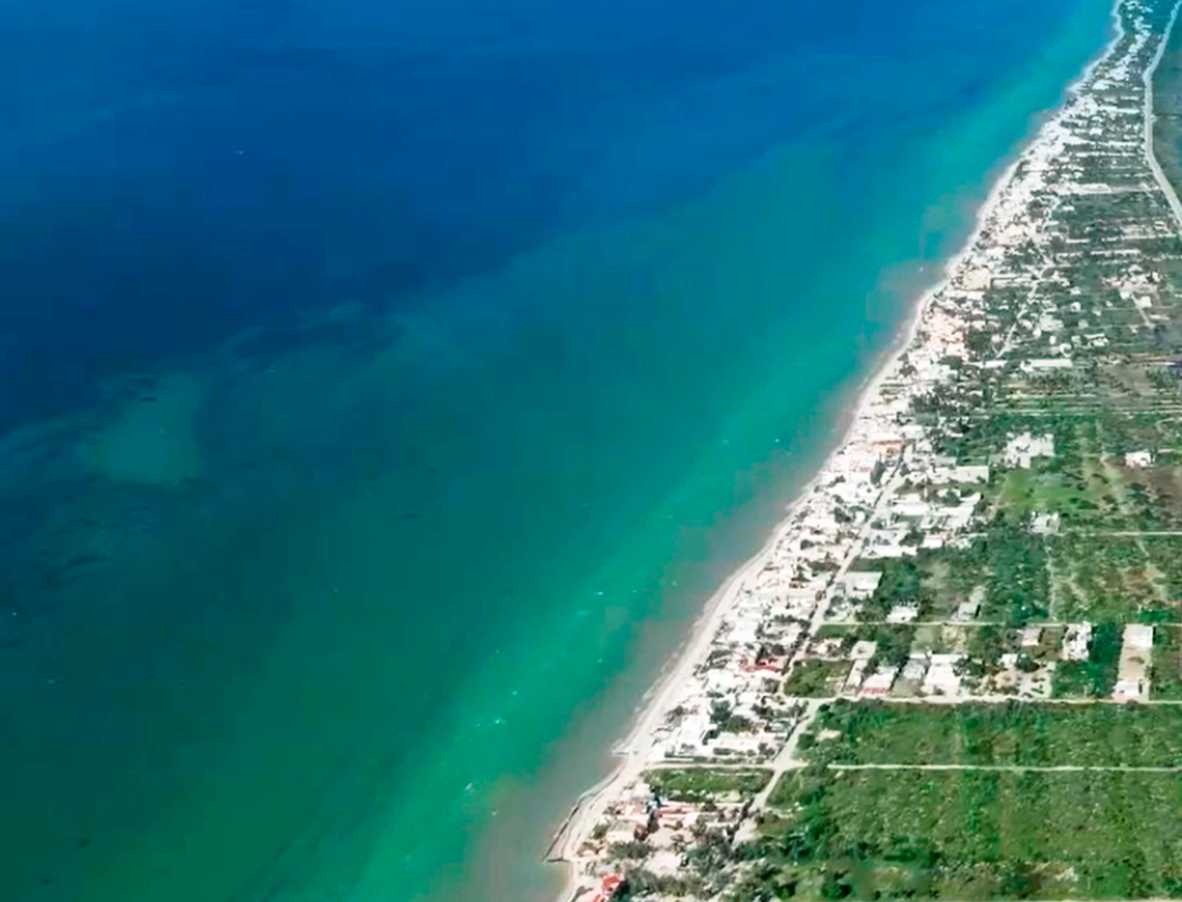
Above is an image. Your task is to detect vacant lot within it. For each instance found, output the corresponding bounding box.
[643,768,770,802]
[761,768,1182,899]
[784,660,852,697]
[855,529,1051,623]
[804,700,1182,766]
[1152,625,1182,699]
[1049,534,1168,622]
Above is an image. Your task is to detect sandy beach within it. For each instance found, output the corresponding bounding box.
[549,0,1141,896]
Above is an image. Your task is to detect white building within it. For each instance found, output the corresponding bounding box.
[922,654,964,697]
[1061,622,1092,661]
[1125,449,1153,468]
[860,666,899,697]
[1003,432,1055,468]
[842,571,883,600]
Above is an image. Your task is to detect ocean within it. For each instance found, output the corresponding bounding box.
[0,0,1114,900]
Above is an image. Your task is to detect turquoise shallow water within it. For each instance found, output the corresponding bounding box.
[0,1,1116,900]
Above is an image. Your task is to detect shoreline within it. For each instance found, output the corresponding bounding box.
[547,1,1132,897]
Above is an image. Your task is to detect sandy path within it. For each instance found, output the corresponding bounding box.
[752,699,825,808]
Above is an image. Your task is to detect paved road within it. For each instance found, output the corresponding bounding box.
[1144,0,1182,229]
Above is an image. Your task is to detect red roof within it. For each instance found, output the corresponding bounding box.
[587,873,624,900]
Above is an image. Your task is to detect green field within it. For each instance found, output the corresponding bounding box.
[1049,534,1169,622]
[805,700,1182,766]
[758,768,1182,899]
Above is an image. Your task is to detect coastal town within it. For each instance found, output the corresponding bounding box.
[557,0,1182,898]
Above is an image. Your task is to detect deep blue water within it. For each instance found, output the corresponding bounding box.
[0,1,1114,900]
[0,0,1105,423]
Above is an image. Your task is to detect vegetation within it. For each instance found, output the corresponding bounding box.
[1049,535,1165,621]
[1053,622,1121,697]
[784,660,851,698]
[1143,535,1182,601]
[608,839,651,862]
[854,526,1053,624]
[979,527,1050,622]
[644,768,771,802]
[1151,625,1182,699]
[803,699,1182,766]
[857,556,926,620]
[710,700,756,734]
[758,768,1182,899]
[618,869,706,900]
[814,623,917,668]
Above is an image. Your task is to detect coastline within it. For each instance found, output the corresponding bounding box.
[547,1,1131,897]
